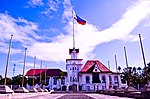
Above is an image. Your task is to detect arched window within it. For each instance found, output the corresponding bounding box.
[74,67,76,70]
[109,75,112,82]
[53,77,57,85]
[86,76,90,83]
[102,75,106,83]
[114,76,118,82]
[73,67,74,70]
[61,77,65,85]
[70,76,72,82]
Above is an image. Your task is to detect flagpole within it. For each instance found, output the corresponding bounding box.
[115,55,118,72]
[44,65,47,86]
[139,34,148,84]
[40,61,42,84]
[72,8,75,48]
[124,47,130,87]
[4,35,13,85]
[32,56,36,88]
[22,48,27,87]
[108,60,110,70]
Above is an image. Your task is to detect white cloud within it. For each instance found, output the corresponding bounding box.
[41,0,61,18]
[0,13,40,54]
[121,34,141,42]
[28,0,44,7]
[1,0,150,65]
[28,0,150,62]
[47,0,61,11]
[61,0,72,23]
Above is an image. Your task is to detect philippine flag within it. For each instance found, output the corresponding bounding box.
[74,14,86,25]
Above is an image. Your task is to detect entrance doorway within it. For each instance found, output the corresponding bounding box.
[72,84,77,92]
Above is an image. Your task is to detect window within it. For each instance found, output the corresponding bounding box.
[73,76,77,82]
[70,76,72,82]
[109,75,112,82]
[102,75,106,83]
[114,76,118,83]
[86,76,90,83]
[53,77,57,85]
[61,77,65,85]
[95,69,97,72]
[92,73,100,83]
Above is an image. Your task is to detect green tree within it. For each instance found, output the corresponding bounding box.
[11,74,27,86]
[117,66,121,72]
[0,77,12,85]
[137,67,142,74]
[0,75,2,81]
[132,67,136,73]
[121,66,146,89]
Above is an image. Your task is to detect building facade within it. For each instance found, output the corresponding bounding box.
[26,48,125,91]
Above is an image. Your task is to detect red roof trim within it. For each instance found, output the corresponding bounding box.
[25,69,67,76]
[80,60,111,73]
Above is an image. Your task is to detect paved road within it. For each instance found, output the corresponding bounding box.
[25,93,134,99]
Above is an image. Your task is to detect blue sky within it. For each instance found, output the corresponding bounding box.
[0,0,150,77]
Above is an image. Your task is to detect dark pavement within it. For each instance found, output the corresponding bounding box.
[57,94,95,99]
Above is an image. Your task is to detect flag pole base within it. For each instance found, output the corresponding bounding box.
[15,87,29,93]
[37,87,44,92]
[29,87,38,92]
[0,85,14,94]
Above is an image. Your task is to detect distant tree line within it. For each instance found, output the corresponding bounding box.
[0,74,27,86]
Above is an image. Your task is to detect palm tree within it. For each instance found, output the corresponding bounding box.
[133,67,136,73]
[117,66,121,72]
[137,67,142,74]
[147,62,150,73]
[0,75,2,81]
[121,68,128,84]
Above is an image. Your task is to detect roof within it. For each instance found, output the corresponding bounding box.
[66,59,83,61]
[25,69,48,76]
[25,69,67,76]
[80,60,111,73]
[69,48,79,54]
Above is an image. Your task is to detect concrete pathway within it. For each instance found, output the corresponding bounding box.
[24,93,134,99]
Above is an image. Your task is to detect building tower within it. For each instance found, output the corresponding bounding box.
[66,48,83,91]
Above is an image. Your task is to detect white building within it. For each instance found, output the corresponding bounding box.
[26,48,124,91]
